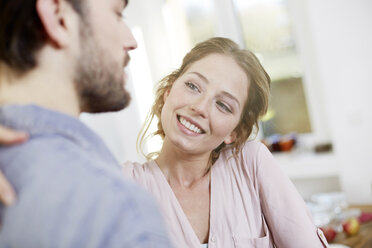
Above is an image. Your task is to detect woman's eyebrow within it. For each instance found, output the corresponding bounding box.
[221,91,240,107]
[188,72,209,84]
[188,71,240,107]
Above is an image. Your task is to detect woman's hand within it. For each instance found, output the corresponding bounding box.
[0,172,15,206]
[0,125,28,145]
[0,125,28,205]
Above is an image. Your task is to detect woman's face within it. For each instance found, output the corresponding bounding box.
[161,53,249,156]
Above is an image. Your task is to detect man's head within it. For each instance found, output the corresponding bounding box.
[0,0,137,113]
[0,0,83,72]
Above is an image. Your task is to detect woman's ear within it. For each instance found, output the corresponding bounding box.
[163,88,171,102]
[224,131,237,145]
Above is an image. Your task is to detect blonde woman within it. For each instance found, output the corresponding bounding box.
[0,37,328,248]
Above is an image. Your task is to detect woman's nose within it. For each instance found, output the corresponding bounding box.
[190,97,209,119]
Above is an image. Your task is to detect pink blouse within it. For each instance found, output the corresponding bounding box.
[123,141,328,248]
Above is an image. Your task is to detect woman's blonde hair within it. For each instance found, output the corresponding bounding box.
[138,37,270,165]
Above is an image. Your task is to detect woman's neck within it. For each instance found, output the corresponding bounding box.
[155,139,211,189]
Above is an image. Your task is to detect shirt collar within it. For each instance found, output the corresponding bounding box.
[0,104,119,168]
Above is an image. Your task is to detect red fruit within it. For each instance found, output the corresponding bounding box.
[342,217,360,236]
[320,227,337,243]
[359,212,372,224]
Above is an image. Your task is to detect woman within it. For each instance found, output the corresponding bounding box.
[0,37,327,247]
[126,37,327,247]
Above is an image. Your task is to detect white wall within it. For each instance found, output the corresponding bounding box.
[290,0,372,203]
[125,0,182,81]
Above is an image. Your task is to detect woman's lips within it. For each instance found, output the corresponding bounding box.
[177,115,205,135]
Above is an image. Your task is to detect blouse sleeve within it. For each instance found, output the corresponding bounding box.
[254,143,328,248]
[121,161,135,179]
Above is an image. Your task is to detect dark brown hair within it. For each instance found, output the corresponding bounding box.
[0,0,83,73]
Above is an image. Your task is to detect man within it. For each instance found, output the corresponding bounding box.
[0,0,171,247]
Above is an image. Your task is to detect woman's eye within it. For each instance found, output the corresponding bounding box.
[185,82,200,92]
[217,101,232,113]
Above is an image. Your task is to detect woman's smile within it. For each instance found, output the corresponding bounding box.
[177,115,205,135]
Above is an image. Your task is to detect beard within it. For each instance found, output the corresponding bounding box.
[73,21,131,113]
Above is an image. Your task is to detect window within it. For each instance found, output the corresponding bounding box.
[234,0,312,137]
[262,77,311,136]
[179,0,216,44]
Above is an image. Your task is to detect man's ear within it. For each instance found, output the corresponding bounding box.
[224,131,237,145]
[36,0,76,48]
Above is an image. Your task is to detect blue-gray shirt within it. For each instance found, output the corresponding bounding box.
[0,105,172,248]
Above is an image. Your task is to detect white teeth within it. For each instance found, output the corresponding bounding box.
[179,117,202,134]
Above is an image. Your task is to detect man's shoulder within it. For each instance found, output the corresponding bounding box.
[0,135,171,247]
[3,134,144,197]
[1,133,157,215]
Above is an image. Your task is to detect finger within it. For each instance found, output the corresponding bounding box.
[0,172,16,206]
[0,126,29,145]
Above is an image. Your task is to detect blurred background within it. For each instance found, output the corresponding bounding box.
[80,0,372,205]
